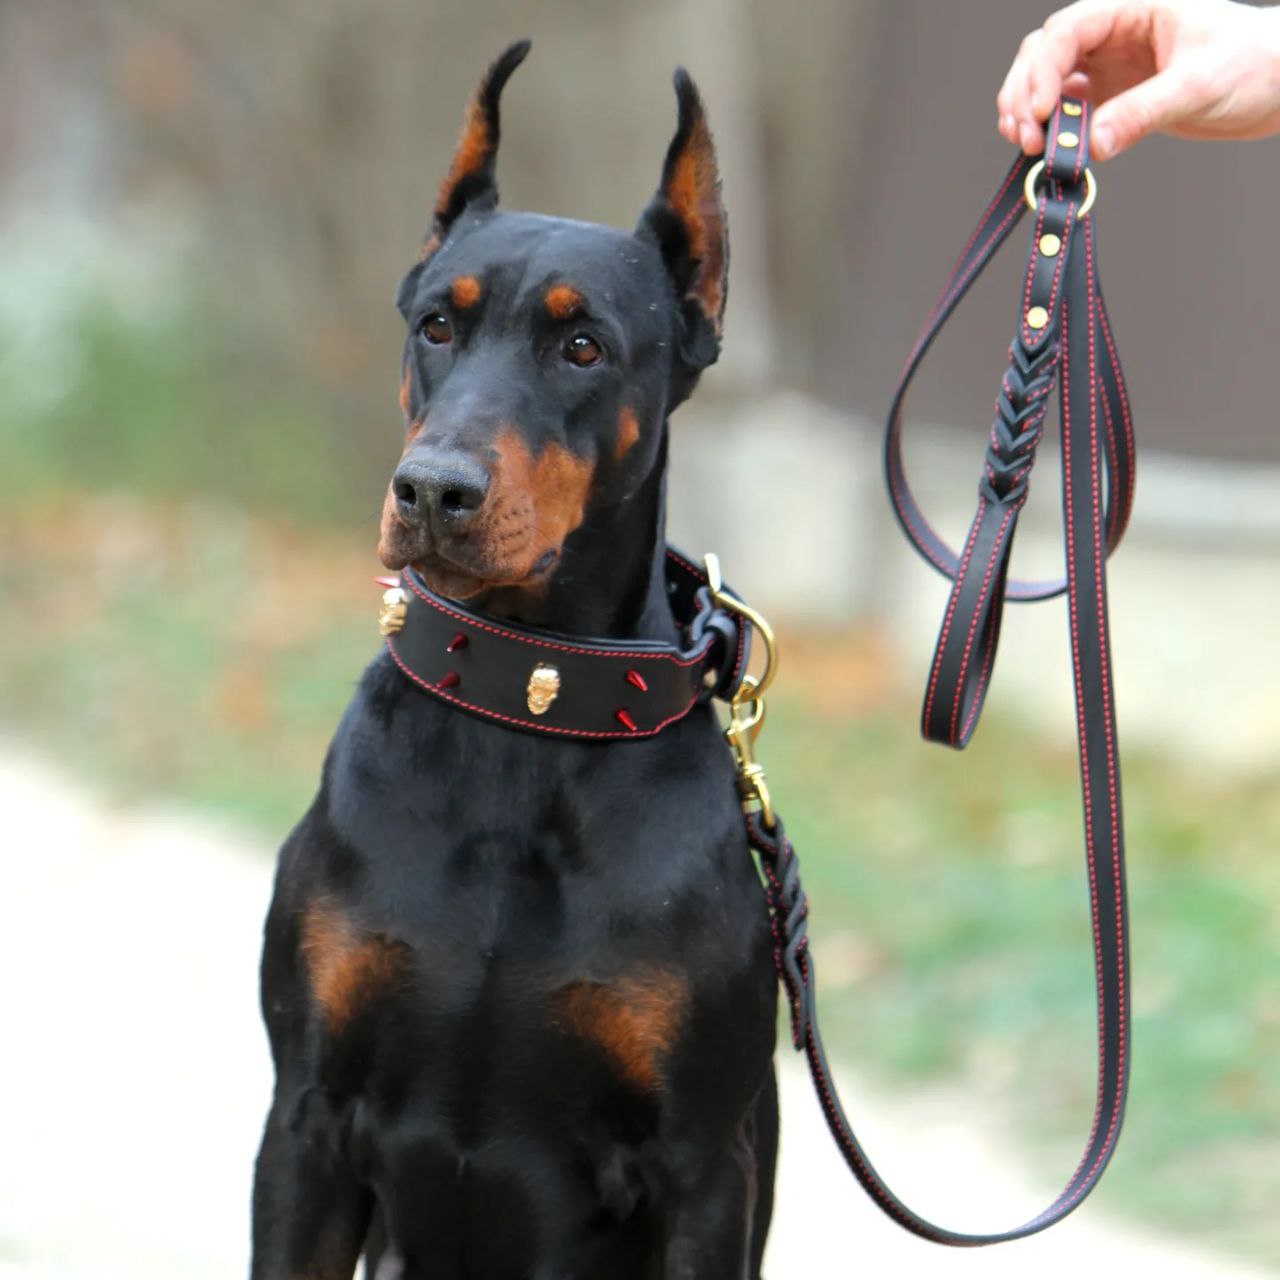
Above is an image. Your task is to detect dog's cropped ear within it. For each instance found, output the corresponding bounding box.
[635,70,728,374]
[418,39,531,261]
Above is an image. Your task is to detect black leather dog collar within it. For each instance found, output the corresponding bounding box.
[383,546,748,740]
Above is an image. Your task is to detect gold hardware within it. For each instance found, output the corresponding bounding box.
[1038,233,1061,258]
[1062,102,1083,117]
[1058,130,1079,148]
[1026,305,1049,330]
[378,586,408,636]
[704,553,779,829]
[1024,159,1097,218]
[526,663,561,715]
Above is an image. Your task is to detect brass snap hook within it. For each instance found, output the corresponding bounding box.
[704,553,780,828]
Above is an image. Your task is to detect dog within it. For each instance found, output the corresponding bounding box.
[252,41,778,1279]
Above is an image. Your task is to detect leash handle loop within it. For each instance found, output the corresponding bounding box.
[884,121,1134,606]
[747,99,1134,1246]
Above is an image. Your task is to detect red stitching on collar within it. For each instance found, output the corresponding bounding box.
[385,637,701,739]
[400,569,714,669]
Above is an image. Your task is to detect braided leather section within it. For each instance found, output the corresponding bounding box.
[982,335,1059,506]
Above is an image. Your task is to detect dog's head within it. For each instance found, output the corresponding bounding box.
[379,41,728,601]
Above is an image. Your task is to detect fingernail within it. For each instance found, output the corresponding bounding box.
[1000,113,1016,140]
[1019,121,1038,153]
[1093,123,1115,160]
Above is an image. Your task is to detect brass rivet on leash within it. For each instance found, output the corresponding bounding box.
[378,587,408,636]
[526,663,561,715]
[1058,131,1079,148]
[1039,233,1061,258]
[1062,101,1083,117]
[1026,305,1049,330]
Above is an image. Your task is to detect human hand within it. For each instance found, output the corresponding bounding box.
[997,0,1280,161]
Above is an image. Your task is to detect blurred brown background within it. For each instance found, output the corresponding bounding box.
[6,0,1278,471]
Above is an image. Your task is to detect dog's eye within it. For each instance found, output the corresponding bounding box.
[563,333,603,368]
[420,313,453,345]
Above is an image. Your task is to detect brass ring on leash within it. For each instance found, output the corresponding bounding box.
[1024,160,1097,219]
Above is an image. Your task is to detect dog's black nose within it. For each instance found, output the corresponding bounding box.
[393,455,490,529]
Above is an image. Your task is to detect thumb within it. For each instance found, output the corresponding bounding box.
[1092,67,1208,160]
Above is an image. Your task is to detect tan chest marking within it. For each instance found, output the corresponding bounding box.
[300,898,409,1034]
[559,970,688,1091]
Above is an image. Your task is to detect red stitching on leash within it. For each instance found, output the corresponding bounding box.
[1031,235,1125,1223]
[889,196,1026,581]
[947,506,1015,746]
[922,505,987,734]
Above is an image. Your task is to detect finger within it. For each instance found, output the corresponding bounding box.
[1062,71,1092,100]
[997,31,1034,121]
[1092,66,1210,159]
[1002,33,1045,151]
[1032,4,1121,119]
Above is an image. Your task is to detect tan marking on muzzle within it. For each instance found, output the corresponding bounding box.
[615,406,640,459]
[483,429,595,577]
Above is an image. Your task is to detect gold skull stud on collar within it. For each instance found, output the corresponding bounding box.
[526,663,561,715]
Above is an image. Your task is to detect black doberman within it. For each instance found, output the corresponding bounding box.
[253,42,778,1280]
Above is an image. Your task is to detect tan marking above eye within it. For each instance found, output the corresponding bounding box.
[545,284,583,320]
[300,898,409,1034]
[558,970,688,1091]
[450,275,482,309]
[615,407,640,459]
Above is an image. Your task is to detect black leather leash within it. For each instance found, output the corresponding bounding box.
[741,98,1136,1243]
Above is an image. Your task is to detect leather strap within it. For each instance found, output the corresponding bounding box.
[750,99,1133,1243]
[385,546,749,739]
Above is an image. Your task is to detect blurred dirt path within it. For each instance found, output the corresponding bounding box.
[0,748,1271,1279]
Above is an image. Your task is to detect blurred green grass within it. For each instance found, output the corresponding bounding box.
[0,303,361,527]
[1,314,1277,1266]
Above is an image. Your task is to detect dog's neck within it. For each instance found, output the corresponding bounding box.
[465,432,677,644]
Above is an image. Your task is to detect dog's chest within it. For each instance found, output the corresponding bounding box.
[311,674,759,1081]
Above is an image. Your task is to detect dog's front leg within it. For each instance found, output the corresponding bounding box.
[661,1127,762,1280]
[250,1087,371,1280]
